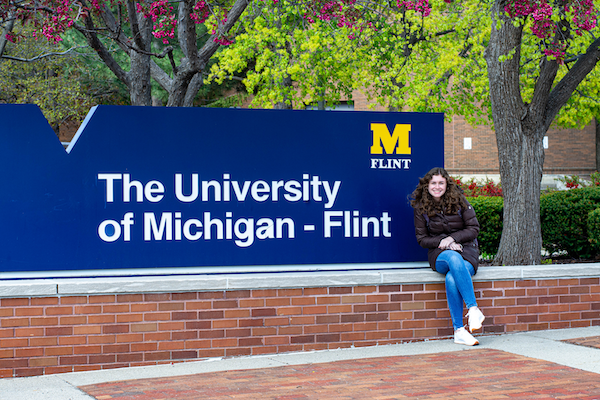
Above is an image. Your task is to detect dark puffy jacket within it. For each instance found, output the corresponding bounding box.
[413,201,480,273]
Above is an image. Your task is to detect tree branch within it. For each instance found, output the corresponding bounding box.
[545,35,600,130]
[1,46,84,61]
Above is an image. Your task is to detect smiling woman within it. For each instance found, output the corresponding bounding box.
[428,174,447,200]
[410,167,485,346]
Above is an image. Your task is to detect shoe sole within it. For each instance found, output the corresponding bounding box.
[469,316,485,332]
[454,339,479,346]
[455,327,480,346]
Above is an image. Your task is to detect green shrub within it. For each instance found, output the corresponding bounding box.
[540,187,600,258]
[468,196,503,256]
[587,208,600,253]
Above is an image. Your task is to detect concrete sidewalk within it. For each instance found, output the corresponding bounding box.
[1,326,599,399]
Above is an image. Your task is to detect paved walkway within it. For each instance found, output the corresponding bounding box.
[1,326,600,400]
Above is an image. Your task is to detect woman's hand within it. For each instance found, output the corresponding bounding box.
[438,236,455,249]
[439,237,463,252]
[448,242,463,252]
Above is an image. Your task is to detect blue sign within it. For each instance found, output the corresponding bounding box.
[0,104,443,272]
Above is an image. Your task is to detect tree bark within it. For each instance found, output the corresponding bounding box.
[0,11,15,58]
[127,0,153,106]
[164,0,250,107]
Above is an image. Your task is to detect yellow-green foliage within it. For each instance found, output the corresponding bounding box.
[0,24,94,130]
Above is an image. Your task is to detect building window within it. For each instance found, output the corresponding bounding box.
[543,136,548,149]
[464,137,472,150]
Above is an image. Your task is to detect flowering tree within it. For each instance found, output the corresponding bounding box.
[0,0,382,106]
[483,0,599,265]
[1,0,254,105]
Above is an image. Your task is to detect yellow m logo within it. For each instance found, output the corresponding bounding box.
[370,123,411,155]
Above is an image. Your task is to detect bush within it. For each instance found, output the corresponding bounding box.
[468,196,503,256]
[587,208,600,253]
[540,187,600,258]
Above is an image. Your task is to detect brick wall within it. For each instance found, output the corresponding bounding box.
[1,277,599,378]
[444,115,597,176]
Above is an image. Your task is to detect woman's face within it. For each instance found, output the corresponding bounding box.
[428,174,447,201]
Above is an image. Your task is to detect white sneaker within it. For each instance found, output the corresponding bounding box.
[454,327,479,346]
[466,306,485,332]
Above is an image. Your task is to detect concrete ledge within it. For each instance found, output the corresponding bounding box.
[0,263,599,297]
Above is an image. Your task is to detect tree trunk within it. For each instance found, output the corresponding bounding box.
[128,1,153,106]
[0,11,15,58]
[164,0,250,107]
[485,1,544,265]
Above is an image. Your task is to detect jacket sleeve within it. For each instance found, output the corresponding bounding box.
[414,208,449,249]
[448,203,480,244]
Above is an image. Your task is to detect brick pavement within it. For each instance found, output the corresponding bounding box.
[563,335,600,350]
[80,348,600,399]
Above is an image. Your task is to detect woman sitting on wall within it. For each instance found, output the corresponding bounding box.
[410,167,485,345]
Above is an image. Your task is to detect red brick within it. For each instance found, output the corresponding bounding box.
[316,296,342,305]
[88,295,116,304]
[402,284,424,292]
[158,302,185,311]
[305,288,327,295]
[354,286,377,293]
[253,289,278,297]
[265,317,289,326]
[60,355,88,365]
[158,341,185,351]
[560,295,580,303]
[14,307,43,316]
[197,292,224,299]
[15,347,44,357]
[144,332,170,341]
[89,354,116,364]
[88,315,115,324]
[117,294,144,303]
[1,318,29,327]
[74,305,102,314]
[131,342,157,352]
[131,303,156,312]
[278,289,303,297]
[143,312,171,321]
[117,313,144,323]
[102,304,130,313]
[238,299,265,308]
[226,290,251,299]
[291,297,315,306]
[74,345,102,355]
[59,336,87,346]
[59,316,87,325]
[144,293,171,302]
[302,306,327,314]
[144,351,171,361]
[45,306,73,315]
[0,338,27,348]
[354,304,376,313]
[1,299,29,307]
[290,316,315,325]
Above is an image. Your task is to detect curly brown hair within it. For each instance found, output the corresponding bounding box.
[410,167,468,217]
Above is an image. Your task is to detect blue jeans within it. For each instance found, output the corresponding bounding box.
[435,250,477,330]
